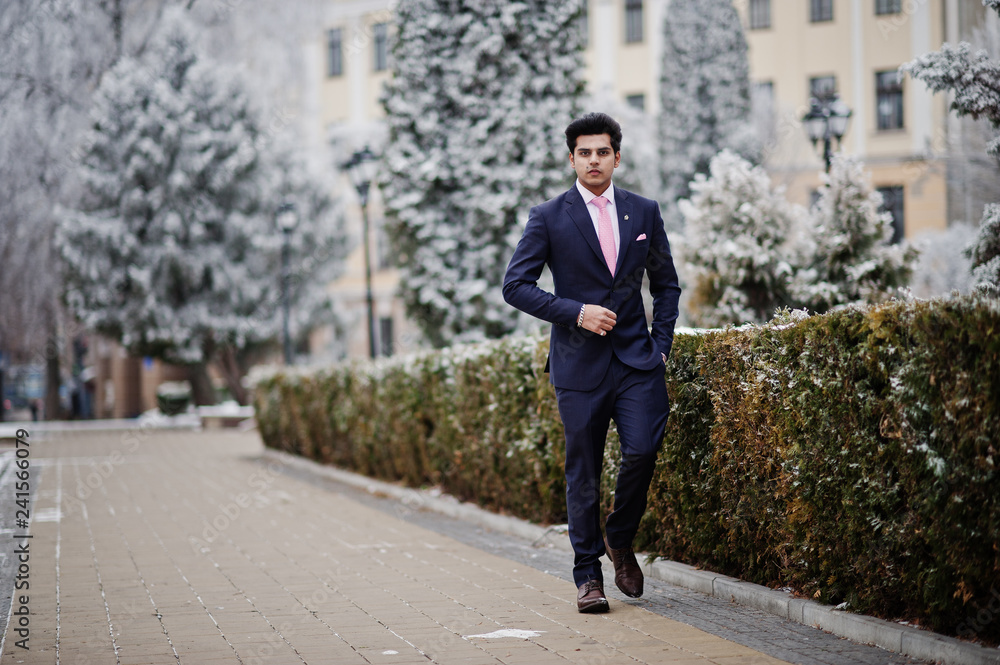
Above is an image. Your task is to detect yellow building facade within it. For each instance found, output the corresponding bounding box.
[311,0,987,359]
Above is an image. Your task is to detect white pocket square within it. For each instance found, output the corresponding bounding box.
[635,233,647,241]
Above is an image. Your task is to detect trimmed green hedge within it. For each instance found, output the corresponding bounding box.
[254,295,1000,642]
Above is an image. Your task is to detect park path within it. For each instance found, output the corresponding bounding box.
[2,428,800,664]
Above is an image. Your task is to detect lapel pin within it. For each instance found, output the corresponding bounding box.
[624,215,629,220]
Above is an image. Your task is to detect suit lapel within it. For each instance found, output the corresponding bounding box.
[615,189,634,276]
[564,187,605,266]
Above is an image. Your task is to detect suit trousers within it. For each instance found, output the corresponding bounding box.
[555,355,670,588]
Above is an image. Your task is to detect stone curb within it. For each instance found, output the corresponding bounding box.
[263,449,1000,665]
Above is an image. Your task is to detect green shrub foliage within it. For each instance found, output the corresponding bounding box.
[255,295,999,641]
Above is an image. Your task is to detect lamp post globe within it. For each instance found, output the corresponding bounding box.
[802,94,852,172]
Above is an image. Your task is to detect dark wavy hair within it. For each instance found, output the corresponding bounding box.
[565,112,622,154]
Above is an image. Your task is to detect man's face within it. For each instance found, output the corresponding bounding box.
[569,133,620,195]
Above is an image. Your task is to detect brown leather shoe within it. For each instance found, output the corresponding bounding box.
[604,536,643,598]
[576,580,610,613]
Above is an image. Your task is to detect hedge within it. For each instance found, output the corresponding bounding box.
[253,295,1000,643]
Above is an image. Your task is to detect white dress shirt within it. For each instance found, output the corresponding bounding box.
[575,179,620,259]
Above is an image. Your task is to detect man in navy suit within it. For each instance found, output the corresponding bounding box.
[503,113,681,613]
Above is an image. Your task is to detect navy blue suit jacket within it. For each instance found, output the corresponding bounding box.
[503,185,682,391]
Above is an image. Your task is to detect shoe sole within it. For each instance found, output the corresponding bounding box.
[578,599,610,613]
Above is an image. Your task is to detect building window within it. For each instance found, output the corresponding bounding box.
[753,80,775,104]
[809,75,837,101]
[326,28,343,77]
[625,94,645,111]
[877,186,905,243]
[749,0,771,29]
[875,0,901,14]
[376,217,392,270]
[624,0,643,43]
[876,70,904,130]
[378,316,394,357]
[751,81,776,147]
[810,0,834,22]
[373,22,388,72]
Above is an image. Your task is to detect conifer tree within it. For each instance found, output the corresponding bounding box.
[58,8,347,404]
[794,155,917,312]
[904,0,1000,291]
[680,151,806,327]
[381,0,585,347]
[659,0,759,229]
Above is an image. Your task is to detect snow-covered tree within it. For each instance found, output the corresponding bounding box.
[381,0,585,347]
[0,0,167,418]
[910,222,977,298]
[680,150,807,327]
[659,0,760,230]
[58,8,348,405]
[968,204,1000,288]
[904,0,1000,292]
[794,155,917,313]
[945,15,1000,229]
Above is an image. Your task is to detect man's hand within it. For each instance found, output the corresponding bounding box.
[581,305,617,336]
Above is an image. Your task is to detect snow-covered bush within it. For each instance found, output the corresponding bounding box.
[680,151,807,327]
[909,222,978,298]
[683,151,922,326]
[381,0,585,347]
[256,295,1000,644]
[793,154,917,312]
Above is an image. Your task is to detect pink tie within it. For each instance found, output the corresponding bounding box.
[592,196,616,275]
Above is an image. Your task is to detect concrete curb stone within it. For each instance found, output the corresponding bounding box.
[263,448,1000,665]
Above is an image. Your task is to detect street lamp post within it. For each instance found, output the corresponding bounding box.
[344,146,379,360]
[276,202,298,365]
[802,94,853,172]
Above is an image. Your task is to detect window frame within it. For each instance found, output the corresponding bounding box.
[877,185,905,243]
[376,215,392,271]
[875,69,904,131]
[749,0,772,30]
[625,94,645,111]
[372,22,388,72]
[326,28,343,78]
[875,0,902,15]
[378,316,394,357]
[809,75,838,101]
[624,0,643,44]
[752,80,776,147]
[810,0,834,23]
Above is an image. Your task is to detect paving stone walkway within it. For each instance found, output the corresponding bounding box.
[1,429,925,664]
